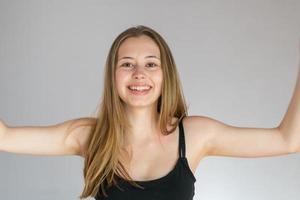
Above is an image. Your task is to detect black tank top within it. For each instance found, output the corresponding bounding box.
[95,117,196,200]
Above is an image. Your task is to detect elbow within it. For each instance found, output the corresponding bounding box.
[277,126,299,154]
[288,143,300,154]
[286,138,299,154]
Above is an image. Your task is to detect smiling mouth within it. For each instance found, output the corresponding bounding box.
[127,86,152,95]
[127,85,152,90]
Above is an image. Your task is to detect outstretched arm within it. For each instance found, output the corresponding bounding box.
[0,117,95,157]
[193,47,300,158]
[278,50,300,153]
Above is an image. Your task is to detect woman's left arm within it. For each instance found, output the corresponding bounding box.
[278,51,300,153]
[195,48,300,158]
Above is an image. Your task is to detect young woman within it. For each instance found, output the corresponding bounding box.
[0,25,299,200]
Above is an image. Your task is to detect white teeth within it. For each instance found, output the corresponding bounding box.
[128,86,151,91]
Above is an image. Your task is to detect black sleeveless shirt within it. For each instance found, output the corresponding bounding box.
[95,117,196,200]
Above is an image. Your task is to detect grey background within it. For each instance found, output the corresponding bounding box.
[0,0,300,199]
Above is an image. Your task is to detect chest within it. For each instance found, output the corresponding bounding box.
[119,124,205,182]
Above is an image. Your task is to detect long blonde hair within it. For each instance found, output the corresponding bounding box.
[79,25,188,199]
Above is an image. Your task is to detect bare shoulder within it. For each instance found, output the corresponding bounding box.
[183,115,216,140]
[66,117,97,157]
[182,115,217,158]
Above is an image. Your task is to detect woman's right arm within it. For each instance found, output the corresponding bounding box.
[0,117,96,157]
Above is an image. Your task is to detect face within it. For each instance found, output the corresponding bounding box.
[115,35,163,109]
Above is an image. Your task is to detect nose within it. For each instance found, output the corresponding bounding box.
[132,65,146,79]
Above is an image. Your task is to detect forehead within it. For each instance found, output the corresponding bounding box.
[117,35,160,58]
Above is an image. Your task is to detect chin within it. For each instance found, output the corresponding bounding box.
[125,100,158,108]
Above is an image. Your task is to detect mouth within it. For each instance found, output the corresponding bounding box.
[127,85,152,95]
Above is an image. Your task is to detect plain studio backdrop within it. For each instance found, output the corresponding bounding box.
[0,0,300,200]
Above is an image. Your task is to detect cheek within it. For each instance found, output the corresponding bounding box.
[150,71,163,96]
[115,71,123,91]
[116,70,126,83]
[115,70,130,92]
[154,70,163,87]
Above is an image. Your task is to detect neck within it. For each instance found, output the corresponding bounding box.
[124,105,160,145]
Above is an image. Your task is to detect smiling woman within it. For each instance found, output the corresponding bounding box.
[115,35,163,109]
[78,26,192,200]
[0,25,300,200]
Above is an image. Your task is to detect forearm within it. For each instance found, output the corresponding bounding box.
[278,60,300,153]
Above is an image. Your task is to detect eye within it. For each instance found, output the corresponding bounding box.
[121,62,133,68]
[146,62,158,68]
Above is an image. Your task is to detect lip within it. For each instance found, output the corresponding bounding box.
[127,83,152,88]
[128,87,152,95]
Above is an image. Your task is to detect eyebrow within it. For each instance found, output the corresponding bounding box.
[118,55,160,61]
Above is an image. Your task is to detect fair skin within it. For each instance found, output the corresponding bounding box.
[115,35,163,146]
[0,35,299,181]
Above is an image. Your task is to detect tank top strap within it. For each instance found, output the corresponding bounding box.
[178,117,186,158]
